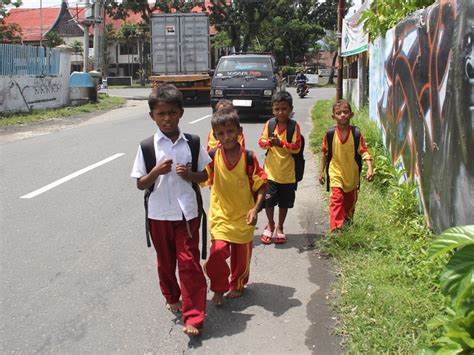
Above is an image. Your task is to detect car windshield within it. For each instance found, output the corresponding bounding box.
[215,57,273,78]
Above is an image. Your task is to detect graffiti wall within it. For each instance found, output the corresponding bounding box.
[0,47,71,114]
[369,0,474,232]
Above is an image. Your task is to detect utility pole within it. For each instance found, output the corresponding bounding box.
[39,0,43,47]
[83,0,90,72]
[336,0,345,100]
[93,0,103,72]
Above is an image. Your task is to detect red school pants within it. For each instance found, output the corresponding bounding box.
[204,240,252,293]
[149,217,207,329]
[329,187,358,232]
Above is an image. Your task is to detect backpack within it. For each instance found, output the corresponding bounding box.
[140,133,207,259]
[325,125,362,192]
[267,117,305,183]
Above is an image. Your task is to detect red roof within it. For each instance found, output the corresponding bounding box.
[5,7,61,41]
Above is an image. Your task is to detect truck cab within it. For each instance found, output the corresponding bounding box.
[211,53,279,118]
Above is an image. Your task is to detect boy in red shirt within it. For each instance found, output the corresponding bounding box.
[203,108,267,306]
[319,99,374,231]
[258,91,302,244]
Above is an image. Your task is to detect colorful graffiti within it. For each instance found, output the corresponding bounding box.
[369,0,474,232]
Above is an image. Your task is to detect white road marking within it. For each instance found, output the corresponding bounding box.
[189,114,211,125]
[20,153,125,199]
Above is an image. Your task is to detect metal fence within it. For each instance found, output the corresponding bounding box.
[0,43,60,76]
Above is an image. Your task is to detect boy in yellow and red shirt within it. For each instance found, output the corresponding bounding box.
[258,91,302,244]
[319,99,374,232]
[203,108,267,306]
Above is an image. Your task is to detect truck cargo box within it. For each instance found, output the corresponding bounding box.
[150,13,210,75]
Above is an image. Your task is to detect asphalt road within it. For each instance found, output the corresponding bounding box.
[0,87,341,354]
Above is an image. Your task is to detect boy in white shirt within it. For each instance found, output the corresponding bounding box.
[131,84,211,336]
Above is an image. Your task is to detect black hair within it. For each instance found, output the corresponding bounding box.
[215,98,234,111]
[148,84,183,111]
[211,107,240,130]
[271,90,293,107]
[332,99,352,113]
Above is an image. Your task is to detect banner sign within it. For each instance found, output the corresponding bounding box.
[341,0,369,57]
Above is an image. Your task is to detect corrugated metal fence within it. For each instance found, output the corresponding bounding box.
[0,43,60,76]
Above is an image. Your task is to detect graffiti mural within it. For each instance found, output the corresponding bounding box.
[369,0,474,232]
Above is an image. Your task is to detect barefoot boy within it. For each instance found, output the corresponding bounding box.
[319,99,374,231]
[203,108,267,305]
[131,84,211,336]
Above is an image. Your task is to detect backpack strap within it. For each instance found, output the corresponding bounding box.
[325,126,336,192]
[140,136,156,191]
[286,118,296,143]
[352,126,362,174]
[140,135,156,248]
[183,133,207,260]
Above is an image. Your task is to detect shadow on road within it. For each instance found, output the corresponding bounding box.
[186,282,301,347]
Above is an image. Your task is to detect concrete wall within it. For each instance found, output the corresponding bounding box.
[369,0,474,232]
[0,48,71,114]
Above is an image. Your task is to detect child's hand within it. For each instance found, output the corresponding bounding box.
[176,163,191,181]
[319,172,325,185]
[366,167,374,182]
[155,159,173,175]
[246,208,258,225]
[270,136,281,147]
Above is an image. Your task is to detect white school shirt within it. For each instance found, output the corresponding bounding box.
[131,129,211,221]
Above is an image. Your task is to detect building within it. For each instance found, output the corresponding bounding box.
[5,0,215,78]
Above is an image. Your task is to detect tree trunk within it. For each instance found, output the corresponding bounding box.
[328,51,337,85]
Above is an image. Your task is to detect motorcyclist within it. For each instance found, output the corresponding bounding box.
[295,71,309,95]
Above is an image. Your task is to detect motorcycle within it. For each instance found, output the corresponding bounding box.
[296,80,309,98]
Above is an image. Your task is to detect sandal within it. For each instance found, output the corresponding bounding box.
[260,225,273,244]
[273,231,286,244]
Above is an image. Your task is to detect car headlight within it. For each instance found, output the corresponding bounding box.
[264,89,273,96]
[214,89,223,97]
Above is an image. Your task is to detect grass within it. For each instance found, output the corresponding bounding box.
[311,100,446,353]
[0,94,126,126]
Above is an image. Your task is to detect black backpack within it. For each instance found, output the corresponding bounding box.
[140,133,207,259]
[267,117,305,183]
[325,125,362,192]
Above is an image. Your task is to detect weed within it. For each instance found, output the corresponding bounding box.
[312,100,446,353]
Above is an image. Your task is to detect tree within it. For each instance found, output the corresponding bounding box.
[255,0,324,65]
[361,0,436,39]
[68,39,83,55]
[208,0,268,53]
[0,0,23,43]
[44,30,64,48]
[322,30,338,84]
[106,0,204,24]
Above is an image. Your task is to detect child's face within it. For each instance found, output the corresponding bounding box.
[213,121,242,151]
[332,104,353,126]
[272,101,293,122]
[149,102,183,136]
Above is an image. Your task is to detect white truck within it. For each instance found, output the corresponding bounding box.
[149,13,211,104]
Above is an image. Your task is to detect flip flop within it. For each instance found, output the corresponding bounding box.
[273,231,286,244]
[260,225,273,244]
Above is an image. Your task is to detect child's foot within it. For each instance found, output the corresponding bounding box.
[260,225,273,244]
[182,325,200,336]
[225,289,243,299]
[212,292,224,306]
[273,230,286,244]
[166,301,182,313]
